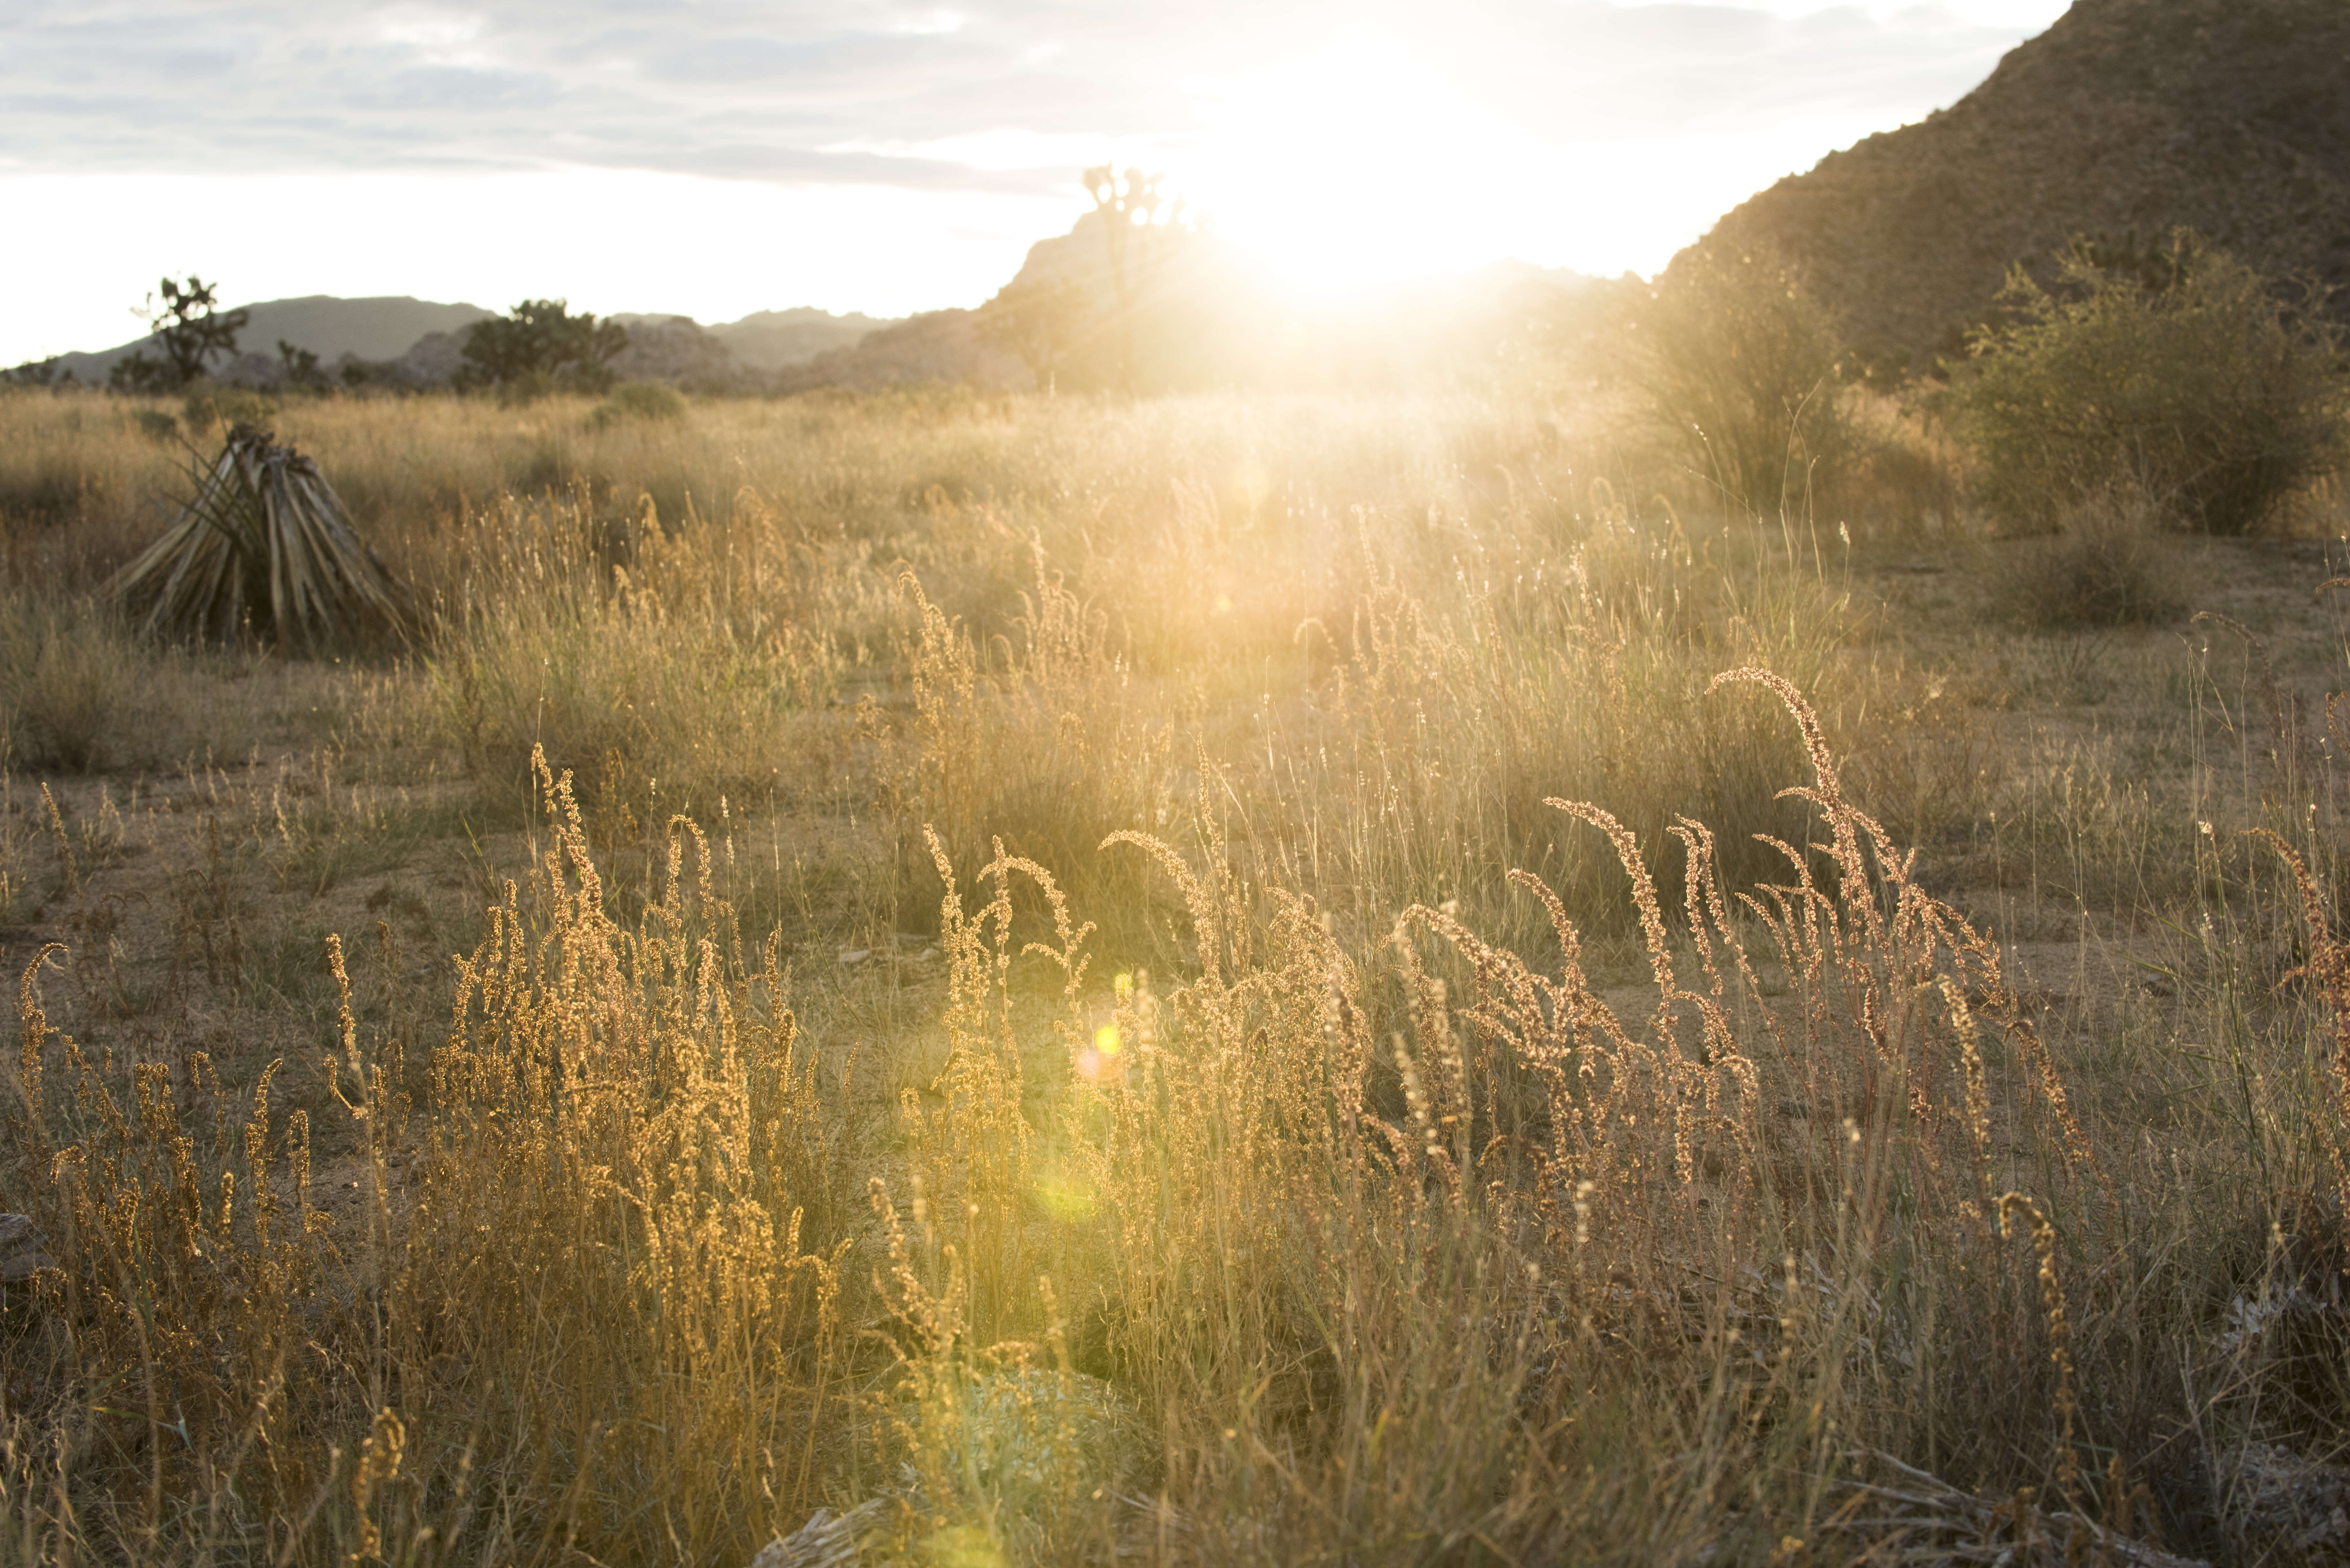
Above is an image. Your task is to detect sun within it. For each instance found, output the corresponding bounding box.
[1184,36,1531,294]
[1174,34,1899,297]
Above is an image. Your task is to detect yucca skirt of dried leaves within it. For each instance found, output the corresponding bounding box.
[110,422,418,652]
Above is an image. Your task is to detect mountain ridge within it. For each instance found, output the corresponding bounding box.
[44,295,498,384]
[1689,0,2350,367]
[35,297,895,388]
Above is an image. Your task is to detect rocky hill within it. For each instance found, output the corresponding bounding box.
[607,309,883,386]
[1693,0,2350,368]
[771,310,1027,394]
[707,308,883,371]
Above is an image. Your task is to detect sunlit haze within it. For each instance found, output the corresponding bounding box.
[2,0,2069,365]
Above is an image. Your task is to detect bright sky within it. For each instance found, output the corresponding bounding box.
[0,0,2070,366]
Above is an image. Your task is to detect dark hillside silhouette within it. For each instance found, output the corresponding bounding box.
[1692,0,2350,368]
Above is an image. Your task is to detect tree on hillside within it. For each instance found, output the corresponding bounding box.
[456,299,629,394]
[977,276,1090,392]
[110,276,249,392]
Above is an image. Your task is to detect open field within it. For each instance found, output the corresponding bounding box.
[4,384,2350,1565]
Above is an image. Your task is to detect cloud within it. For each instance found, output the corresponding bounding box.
[0,0,2071,365]
[1,0,2063,189]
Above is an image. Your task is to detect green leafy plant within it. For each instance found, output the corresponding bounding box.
[1952,232,2346,535]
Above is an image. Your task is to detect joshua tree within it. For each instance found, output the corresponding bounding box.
[110,276,248,391]
[1083,166,1179,390]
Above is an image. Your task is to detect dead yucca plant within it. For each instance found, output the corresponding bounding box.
[108,423,417,652]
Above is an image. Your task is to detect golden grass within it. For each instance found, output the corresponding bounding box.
[0,383,2346,1564]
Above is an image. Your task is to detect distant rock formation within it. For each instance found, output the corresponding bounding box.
[607,316,739,390]
[604,310,890,391]
[1690,0,2350,369]
[333,331,468,391]
[708,308,883,371]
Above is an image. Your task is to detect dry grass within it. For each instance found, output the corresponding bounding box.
[0,384,2346,1565]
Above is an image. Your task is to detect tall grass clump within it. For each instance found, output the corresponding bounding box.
[0,595,142,772]
[0,754,857,1564]
[1268,509,1872,956]
[1953,231,2347,536]
[1628,245,1853,519]
[886,464,1909,964]
[860,667,2331,1561]
[880,553,1177,952]
[425,492,846,817]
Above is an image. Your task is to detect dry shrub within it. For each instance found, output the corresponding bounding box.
[1984,486,2186,629]
[5,676,2348,1561]
[860,670,2172,1561]
[1820,389,1967,539]
[589,380,687,428]
[881,554,1176,951]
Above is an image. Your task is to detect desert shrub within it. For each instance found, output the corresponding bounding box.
[1952,233,2347,535]
[591,380,687,427]
[1,778,857,1564]
[1821,390,1967,537]
[1983,485,2187,629]
[457,298,628,396]
[1628,244,1852,517]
